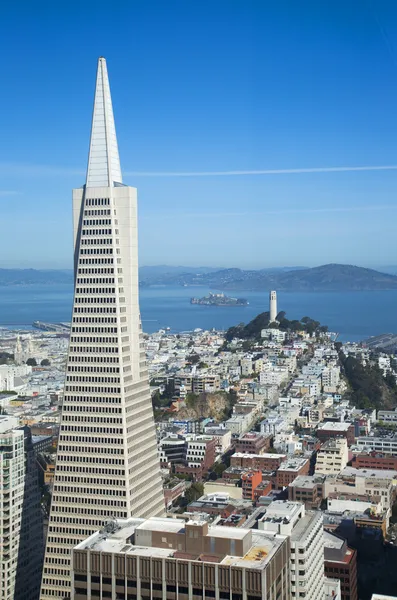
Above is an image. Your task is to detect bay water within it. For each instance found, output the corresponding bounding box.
[0,284,396,341]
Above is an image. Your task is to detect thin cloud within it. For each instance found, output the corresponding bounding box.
[127,165,397,177]
[2,162,397,178]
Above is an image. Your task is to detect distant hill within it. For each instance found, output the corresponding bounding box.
[139,263,397,291]
[0,269,74,285]
[1,264,396,291]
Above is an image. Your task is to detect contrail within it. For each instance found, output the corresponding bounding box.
[125,165,397,177]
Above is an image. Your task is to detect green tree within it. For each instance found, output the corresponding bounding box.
[26,358,37,367]
[41,359,51,366]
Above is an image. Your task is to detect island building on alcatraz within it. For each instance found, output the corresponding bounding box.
[40,57,164,600]
[269,290,277,322]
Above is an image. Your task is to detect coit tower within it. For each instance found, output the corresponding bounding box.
[269,290,277,322]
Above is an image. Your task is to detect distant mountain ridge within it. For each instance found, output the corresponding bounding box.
[138,263,397,291]
[1,264,397,291]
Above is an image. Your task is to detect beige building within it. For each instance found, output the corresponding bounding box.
[72,516,291,600]
[315,438,349,475]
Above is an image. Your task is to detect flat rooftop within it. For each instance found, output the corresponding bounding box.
[278,458,308,472]
[317,422,352,431]
[74,517,285,570]
[233,452,286,460]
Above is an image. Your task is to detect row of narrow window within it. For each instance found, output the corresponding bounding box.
[76,277,115,284]
[52,485,126,495]
[80,248,113,255]
[65,385,121,393]
[78,258,113,265]
[76,286,115,294]
[68,346,119,353]
[84,208,111,216]
[66,375,120,383]
[67,355,119,363]
[73,306,117,314]
[75,297,116,305]
[57,453,124,464]
[67,365,120,373]
[81,237,113,245]
[85,198,110,206]
[82,228,112,236]
[57,443,123,454]
[71,326,118,333]
[72,316,117,323]
[78,268,114,275]
[83,219,111,226]
[70,335,118,343]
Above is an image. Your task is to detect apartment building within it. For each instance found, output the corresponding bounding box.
[315,438,349,475]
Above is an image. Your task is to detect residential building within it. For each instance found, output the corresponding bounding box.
[72,516,291,600]
[324,531,358,600]
[315,438,349,475]
[40,58,164,600]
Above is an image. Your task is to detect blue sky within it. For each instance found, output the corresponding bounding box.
[2,0,397,269]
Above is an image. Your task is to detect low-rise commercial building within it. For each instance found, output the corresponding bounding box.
[231,452,286,471]
[317,422,355,446]
[276,457,310,489]
[288,475,325,508]
[234,432,272,455]
[72,516,291,600]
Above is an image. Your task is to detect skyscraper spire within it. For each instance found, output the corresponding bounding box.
[86,57,122,187]
[40,58,164,600]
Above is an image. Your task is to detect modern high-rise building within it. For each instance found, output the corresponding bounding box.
[71,516,291,600]
[269,290,277,322]
[0,416,44,600]
[40,57,164,599]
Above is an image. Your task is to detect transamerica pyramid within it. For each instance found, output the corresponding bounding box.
[40,57,164,600]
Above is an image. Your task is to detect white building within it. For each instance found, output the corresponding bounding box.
[40,58,164,600]
[260,367,289,386]
[269,290,278,322]
[258,501,324,600]
[322,367,340,392]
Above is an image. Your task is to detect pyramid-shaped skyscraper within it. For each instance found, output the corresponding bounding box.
[40,57,164,599]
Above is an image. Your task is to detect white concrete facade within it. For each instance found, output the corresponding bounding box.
[40,58,164,600]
